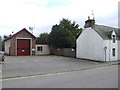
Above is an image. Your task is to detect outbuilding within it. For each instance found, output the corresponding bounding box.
[4,28,36,56]
[35,43,50,55]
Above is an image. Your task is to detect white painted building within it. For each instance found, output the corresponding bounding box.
[76,18,120,61]
[118,41,120,60]
[36,44,50,55]
[5,39,10,55]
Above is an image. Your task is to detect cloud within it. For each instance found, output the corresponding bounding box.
[0,0,119,37]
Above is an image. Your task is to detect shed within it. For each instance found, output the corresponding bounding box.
[4,28,36,56]
[35,44,50,55]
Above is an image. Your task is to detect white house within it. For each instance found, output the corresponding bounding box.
[76,17,120,62]
[36,44,50,55]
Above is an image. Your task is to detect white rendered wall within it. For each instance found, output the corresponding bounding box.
[103,40,110,62]
[109,40,118,61]
[103,40,118,61]
[110,31,118,61]
[5,40,10,55]
[76,27,105,61]
[36,45,50,55]
[105,31,119,61]
[118,40,120,60]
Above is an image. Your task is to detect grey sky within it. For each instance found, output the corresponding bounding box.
[0,0,119,37]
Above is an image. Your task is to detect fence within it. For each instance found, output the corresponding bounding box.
[50,48,76,58]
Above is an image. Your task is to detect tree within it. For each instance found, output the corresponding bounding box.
[36,33,49,44]
[48,18,82,48]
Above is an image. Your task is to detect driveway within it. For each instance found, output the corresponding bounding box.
[2,55,102,78]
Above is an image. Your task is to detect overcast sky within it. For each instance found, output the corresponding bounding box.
[0,0,119,37]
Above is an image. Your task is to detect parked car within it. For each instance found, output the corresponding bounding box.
[0,51,5,61]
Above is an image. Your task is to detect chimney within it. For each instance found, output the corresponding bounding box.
[84,16,95,28]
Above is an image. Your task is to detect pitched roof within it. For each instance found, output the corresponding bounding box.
[4,28,36,41]
[93,25,120,40]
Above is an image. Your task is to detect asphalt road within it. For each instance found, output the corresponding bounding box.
[2,56,100,78]
[1,56,119,88]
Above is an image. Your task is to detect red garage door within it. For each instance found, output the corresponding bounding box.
[17,39,30,56]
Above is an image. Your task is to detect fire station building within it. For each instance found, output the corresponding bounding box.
[4,28,36,56]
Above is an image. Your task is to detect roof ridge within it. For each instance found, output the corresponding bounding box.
[93,24,120,40]
[4,28,36,41]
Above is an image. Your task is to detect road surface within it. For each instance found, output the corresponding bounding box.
[1,56,119,88]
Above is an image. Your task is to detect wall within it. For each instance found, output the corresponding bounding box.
[50,48,76,58]
[5,40,10,55]
[103,40,118,61]
[103,40,110,62]
[10,36,16,55]
[110,31,118,61]
[109,40,118,61]
[118,40,120,60]
[76,27,104,61]
[36,44,50,55]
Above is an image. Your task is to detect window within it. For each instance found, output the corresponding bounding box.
[37,46,43,51]
[112,48,115,56]
[112,35,115,43]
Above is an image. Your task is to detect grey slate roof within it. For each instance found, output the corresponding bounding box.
[93,25,120,40]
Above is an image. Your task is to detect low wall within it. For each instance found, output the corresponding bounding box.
[50,48,76,58]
